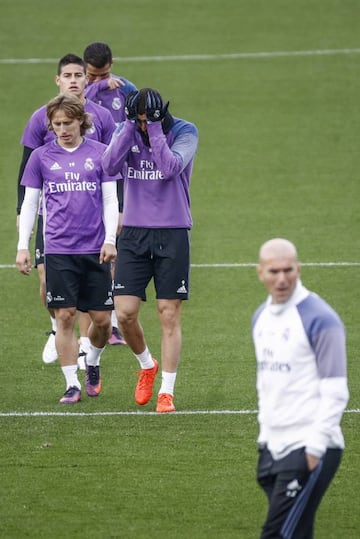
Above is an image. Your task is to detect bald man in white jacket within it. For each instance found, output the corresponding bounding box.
[252,238,349,539]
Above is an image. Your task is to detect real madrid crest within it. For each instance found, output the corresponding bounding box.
[84,158,95,171]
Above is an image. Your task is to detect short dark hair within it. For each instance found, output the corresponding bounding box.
[57,53,86,75]
[83,42,112,68]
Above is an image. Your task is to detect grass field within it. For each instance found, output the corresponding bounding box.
[1,1,359,537]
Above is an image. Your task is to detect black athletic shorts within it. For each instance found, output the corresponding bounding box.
[114,227,190,301]
[34,214,44,267]
[45,253,113,312]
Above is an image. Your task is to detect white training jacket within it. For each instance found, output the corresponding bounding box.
[251,280,349,461]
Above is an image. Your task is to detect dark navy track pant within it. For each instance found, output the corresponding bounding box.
[257,446,342,538]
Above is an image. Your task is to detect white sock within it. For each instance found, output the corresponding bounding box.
[111,310,118,329]
[159,371,177,396]
[50,316,57,333]
[62,365,81,390]
[86,344,105,366]
[79,336,91,354]
[135,347,155,369]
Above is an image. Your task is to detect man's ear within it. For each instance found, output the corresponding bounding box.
[256,264,264,283]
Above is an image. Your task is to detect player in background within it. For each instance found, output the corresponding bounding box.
[102,88,198,413]
[84,41,138,346]
[16,53,116,368]
[16,94,118,404]
[84,41,137,128]
[252,238,349,538]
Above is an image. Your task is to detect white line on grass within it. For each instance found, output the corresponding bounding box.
[1,262,360,270]
[0,410,257,417]
[2,48,360,65]
[0,409,358,417]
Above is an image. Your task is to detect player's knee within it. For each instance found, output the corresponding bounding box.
[56,308,77,328]
[157,300,181,327]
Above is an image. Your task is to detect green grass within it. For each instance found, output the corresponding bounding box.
[1,1,359,537]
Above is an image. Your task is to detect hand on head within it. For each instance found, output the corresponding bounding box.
[124,88,169,123]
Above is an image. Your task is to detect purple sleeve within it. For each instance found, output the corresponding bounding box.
[21,107,48,149]
[85,79,109,100]
[297,294,347,378]
[147,121,198,179]
[251,303,266,336]
[102,121,136,175]
[20,150,43,189]
[312,327,347,378]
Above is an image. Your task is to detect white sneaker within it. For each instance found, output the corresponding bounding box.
[42,331,58,364]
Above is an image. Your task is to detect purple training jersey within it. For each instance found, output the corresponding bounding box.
[21,138,116,254]
[21,99,116,149]
[102,117,198,228]
[85,77,137,126]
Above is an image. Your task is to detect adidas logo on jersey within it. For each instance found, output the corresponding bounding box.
[131,145,140,153]
[50,162,62,170]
